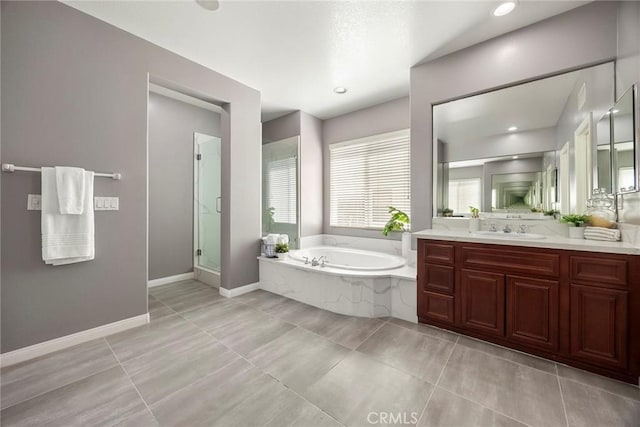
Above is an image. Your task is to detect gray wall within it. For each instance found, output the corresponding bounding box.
[322,96,410,238]
[410,1,618,233]
[1,1,260,352]
[148,92,221,280]
[263,112,300,143]
[299,112,323,236]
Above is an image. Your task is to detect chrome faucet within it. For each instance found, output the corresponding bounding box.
[517,224,528,234]
[311,256,325,267]
[503,224,512,233]
[489,223,498,232]
[303,256,309,265]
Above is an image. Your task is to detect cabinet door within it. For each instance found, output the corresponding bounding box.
[460,269,505,336]
[507,276,559,351]
[570,284,628,369]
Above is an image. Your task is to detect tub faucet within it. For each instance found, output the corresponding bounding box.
[303,256,309,265]
[503,224,512,233]
[489,223,498,232]
[311,256,324,267]
[517,224,528,234]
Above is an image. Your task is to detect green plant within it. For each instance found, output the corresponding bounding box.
[469,206,480,219]
[442,208,453,217]
[264,207,275,231]
[275,242,289,253]
[544,209,559,216]
[560,214,591,227]
[382,206,410,236]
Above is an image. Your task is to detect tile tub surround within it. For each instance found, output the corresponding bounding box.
[258,256,417,321]
[2,281,639,427]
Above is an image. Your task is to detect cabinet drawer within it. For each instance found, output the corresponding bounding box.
[418,291,455,324]
[421,241,455,265]
[461,246,559,278]
[423,264,455,294]
[570,256,627,288]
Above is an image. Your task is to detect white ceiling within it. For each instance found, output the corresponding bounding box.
[63,0,589,122]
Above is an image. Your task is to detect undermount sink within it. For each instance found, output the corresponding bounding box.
[471,230,546,240]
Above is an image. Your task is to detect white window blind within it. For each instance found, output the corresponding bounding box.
[330,130,410,229]
[266,156,297,224]
[448,178,481,214]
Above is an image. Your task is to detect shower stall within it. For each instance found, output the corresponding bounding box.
[194,132,222,286]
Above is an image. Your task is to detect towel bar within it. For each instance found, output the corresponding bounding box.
[2,163,121,180]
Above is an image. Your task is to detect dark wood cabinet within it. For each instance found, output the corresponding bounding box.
[506,275,558,351]
[570,284,628,369]
[417,239,639,385]
[460,269,505,336]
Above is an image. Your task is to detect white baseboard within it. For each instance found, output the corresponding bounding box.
[147,272,194,288]
[219,282,260,298]
[0,313,149,368]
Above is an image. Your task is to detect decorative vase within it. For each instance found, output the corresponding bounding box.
[401,232,411,258]
[568,226,585,239]
[469,218,481,232]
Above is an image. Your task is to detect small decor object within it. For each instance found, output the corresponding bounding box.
[275,242,289,259]
[561,214,590,239]
[382,206,411,258]
[442,208,454,217]
[469,206,481,232]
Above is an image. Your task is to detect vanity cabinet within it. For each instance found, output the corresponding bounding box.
[418,239,640,384]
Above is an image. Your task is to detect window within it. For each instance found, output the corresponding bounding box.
[265,156,297,224]
[330,129,410,229]
[448,178,481,214]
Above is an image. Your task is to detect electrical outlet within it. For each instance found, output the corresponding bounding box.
[27,194,42,211]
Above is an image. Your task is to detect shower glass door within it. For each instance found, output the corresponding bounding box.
[194,133,221,272]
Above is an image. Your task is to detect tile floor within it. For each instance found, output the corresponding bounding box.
[1,279,639,426]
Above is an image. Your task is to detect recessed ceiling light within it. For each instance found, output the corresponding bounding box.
[493,2,516,17]
[195,0,220,11]
[334,87,347,94]
[512,155,519,159]
[508,126,518,131]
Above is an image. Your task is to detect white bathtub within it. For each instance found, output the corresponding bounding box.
[259,245,416,320]
[288,246,406,271]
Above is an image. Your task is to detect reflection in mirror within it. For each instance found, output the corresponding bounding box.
[262,136,300,248]
[612,86,637,193]
[433,62,614,217]
[596,112,612,193]
[446,153,554,215]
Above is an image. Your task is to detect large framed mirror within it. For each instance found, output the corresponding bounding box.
[433,62,615,218]
[262,136,300,248]
[611,85,637,194]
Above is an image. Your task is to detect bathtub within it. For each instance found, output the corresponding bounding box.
[288,246,406,271]
[258,245,416,320]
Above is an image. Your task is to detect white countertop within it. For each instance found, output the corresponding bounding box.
[413,229,640,255]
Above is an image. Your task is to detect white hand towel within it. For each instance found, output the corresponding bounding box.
[584,226,621,242]
[42,167,95,265]
[55,166,86,215]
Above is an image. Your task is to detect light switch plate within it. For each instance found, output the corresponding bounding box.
[27,194,42,211]
[94,197,119,211]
